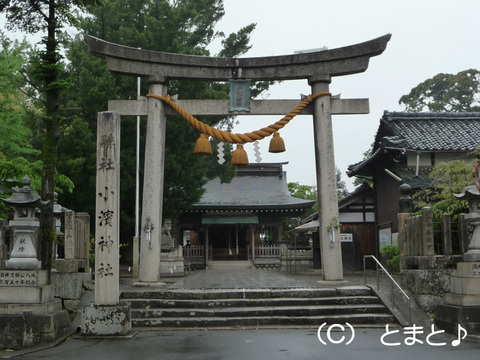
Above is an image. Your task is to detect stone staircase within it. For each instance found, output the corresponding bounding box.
[121,286,396,328]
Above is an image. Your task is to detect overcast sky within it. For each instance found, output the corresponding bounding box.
[2,0,479,192]
[207,0,480,191]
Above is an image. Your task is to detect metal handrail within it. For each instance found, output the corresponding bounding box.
[363,255,411,324]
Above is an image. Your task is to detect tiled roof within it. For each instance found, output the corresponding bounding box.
[192,163,315,210]
[301,182,374,224]
[375,111,480,151]
[338,182,373,209]
[348,112,480,177]
[393,167,432,190]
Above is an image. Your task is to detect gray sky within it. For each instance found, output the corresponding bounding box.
[2,0,479,192]
[208,0,480,191]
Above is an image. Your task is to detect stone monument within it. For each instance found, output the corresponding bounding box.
[435,185,480,334]
[161,219,174,250]
[3,176,44,270]
[159,219,184,277]
[0,176,70,349]
[79,112,131,336]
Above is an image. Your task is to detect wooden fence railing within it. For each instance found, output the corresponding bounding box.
[255,245,281,259]
[183,245,206,265]
[253,245,281,265]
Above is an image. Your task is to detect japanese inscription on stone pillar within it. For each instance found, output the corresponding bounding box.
[64,210,75,259]
[95,112,120,305]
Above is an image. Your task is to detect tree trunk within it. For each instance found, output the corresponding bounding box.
[40,0,60,277]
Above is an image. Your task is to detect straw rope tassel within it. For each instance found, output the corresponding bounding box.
[193,133,212,155]
[231,144,249,166]
[269,132,286,153]
[146,92,331,145]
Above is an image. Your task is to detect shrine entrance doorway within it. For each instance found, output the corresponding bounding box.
[209,224,249,261]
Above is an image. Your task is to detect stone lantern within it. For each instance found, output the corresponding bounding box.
[3,175,48,269]
[454,185,480,261]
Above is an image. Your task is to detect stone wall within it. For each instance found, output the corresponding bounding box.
[0,310,70,350]
[400,255,462,313]
[51,272,93,320]
[279,245,314,272]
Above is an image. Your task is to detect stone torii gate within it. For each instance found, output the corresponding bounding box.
[87,34,390,306]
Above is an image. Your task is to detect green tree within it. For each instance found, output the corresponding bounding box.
[336,168,349,199]
[414,160,475,219]
[0,34,41,217]
[288,182,317,200]
[353,143,373,187]
[59,0,264,255]
[0,0,98,270]
[288,167,350,219]
[399,69,480,112]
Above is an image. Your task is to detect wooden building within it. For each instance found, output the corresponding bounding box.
[179,162,315,267]
[347,111,480,248]
[297,182,375,271]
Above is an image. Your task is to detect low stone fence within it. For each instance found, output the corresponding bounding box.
[280,244,314,271]
[0,212,90,273]
[53,211,90,273]
[399,207,470,259]
[398,207,468,312]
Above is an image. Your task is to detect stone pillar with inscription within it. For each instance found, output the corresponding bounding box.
[309,76,343,281]
[94,112,120,305]
[64,210,75,260]
[52,209,79,273]
[81,111,131,337]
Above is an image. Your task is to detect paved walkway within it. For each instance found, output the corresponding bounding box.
[5,328,480,360]
[167,268,366,289]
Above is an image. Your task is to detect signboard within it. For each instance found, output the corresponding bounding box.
[379,227,392,249]
[0,271,38,287]
[340,233,353,242]
[229,80,251,112]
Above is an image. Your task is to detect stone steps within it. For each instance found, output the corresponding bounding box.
[121,286,396,329]
[121,287,370,300]
[132,304,389,318]
[133,314,395,328]
[127,295,381,309]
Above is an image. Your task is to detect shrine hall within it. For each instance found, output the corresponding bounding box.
[178,162,315,266]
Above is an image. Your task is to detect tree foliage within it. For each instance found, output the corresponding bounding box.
[399,69,480,112]
[1,0,269,264]
[0,0,97,270]
[55,0,265,256]
[288,182,317,220]
[414,160,474,220]
[353,143,373,187]
[336,168,349,199]
[288,168,350,220]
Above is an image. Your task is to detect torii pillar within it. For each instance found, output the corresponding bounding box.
[86,34,391,285]
[309,76,343,280]
[139,78,168,283]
